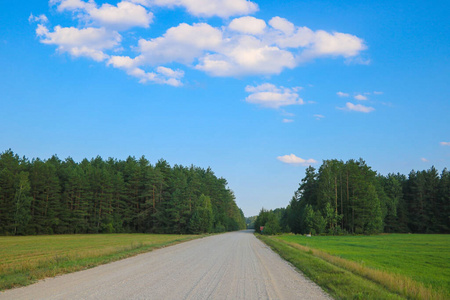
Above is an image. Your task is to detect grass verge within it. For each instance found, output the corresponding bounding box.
[277,234,449,295]
[258,235,404,299]
[0,233,203,291]
[258,235,447,300]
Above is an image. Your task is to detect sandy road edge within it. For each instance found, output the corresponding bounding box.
[254,234,333,299]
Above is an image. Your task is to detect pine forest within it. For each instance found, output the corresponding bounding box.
[255,158,450,235]
[0,150,246,235]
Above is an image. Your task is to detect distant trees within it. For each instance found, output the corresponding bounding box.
[404,167,450,233]
[254,207,288,235]
[245,216,257,229]
[0,150,245,235]
[255,159,449,235]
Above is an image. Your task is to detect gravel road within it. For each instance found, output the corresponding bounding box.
[0,230,330,300]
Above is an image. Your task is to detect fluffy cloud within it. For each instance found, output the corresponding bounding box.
[51,0,153,30]
[229,16,266,35]
[196,35,296,76]
[89,1,153,30]
[136,23,223,65]
[245,83,303,108]
[354,94,367,100]
[35,1,368,85]
[108,55,136,69]
[421,158,429,162]
[342,102,375,113]
[440,142,450,146]
[282,119,294,123]
[149,0,259,18]
[36,25,121,61]
[304,30,366,58]
[269,17,295,35]
[337,91,349,97]
[264,18,367,62]
[50,0,95,12]
[277,154,317,166]
[156,66,184,79]
[108,56,184,86]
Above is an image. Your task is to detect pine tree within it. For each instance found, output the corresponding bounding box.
[0,150,21,234]
[13,172,32,235]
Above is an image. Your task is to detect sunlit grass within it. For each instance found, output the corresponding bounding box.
[0,234,200,290]
[266,234,449,300]
[258,235,403,299]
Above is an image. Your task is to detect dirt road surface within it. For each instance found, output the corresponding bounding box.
[0,230,330,299]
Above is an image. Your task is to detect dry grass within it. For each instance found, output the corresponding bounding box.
[0,234,201,290]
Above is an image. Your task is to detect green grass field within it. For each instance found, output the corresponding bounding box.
[277,234,449,293]
[260,234,449,300]
[0,234,200,291]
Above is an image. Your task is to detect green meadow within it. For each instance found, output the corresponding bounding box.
[260,234,449,299]
[0,234,200,291]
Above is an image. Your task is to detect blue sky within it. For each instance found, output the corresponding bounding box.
[1,0,449,216]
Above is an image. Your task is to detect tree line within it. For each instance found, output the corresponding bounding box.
[255,158,449,235]
[0,150,246,235]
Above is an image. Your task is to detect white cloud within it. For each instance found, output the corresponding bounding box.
[35,2,368,84]
[136,22,223,65]
[229,16,266,35]
[196,35,296,76]
[129,0,152,5]
[277,154,317,166]
[373,91,383,95]
[245,83,304,108]
[37,25,121,61]
[298,30,366,61]
[269,17,295,35]
[50,0,95,12]
[421,158,429,162]
[282,119,294,123]
[268,17,315,49]
[341,102,375,113]
[108,56,183,86]
[28,13,49,23]
[440,142,450,146]
[89,1,153,30]
[314,114,325,120]
[51,0,152,30]
[150,0,259,18]
[354,94,367,101]
[337,91,349,97]
[156,66,184,79]
[108,55,137,68]
[128,67,183,86]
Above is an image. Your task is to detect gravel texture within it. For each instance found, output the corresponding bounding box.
[0,230,331,300]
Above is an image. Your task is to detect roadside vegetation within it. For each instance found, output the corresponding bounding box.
[258,234,449,300]
[252,158,449,299]
[0,233,201,291]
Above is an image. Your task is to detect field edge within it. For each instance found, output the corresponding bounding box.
[257,234,448,300]
[257,234,405,300]
[0,234,207,291]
